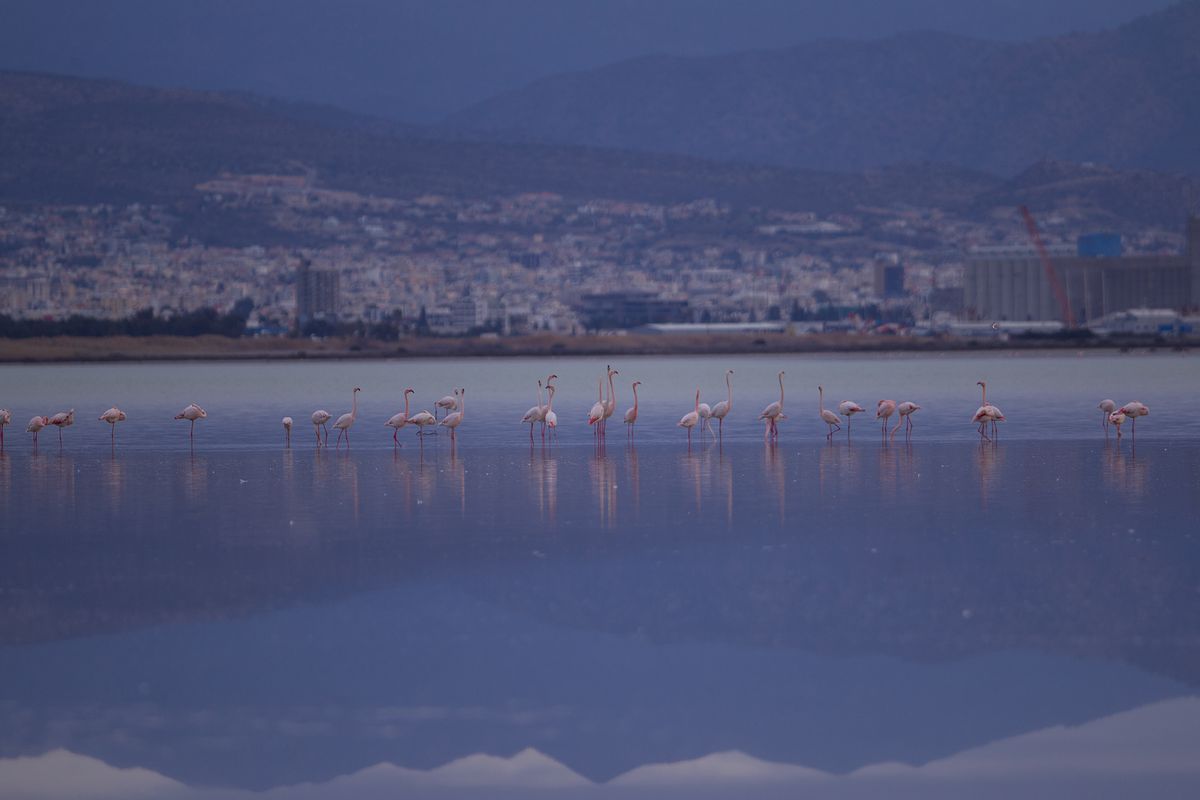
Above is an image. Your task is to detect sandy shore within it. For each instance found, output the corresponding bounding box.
[0,332,1184,363]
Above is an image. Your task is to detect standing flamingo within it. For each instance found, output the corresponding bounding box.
[48,409,75,445]
[698,398,713,436]
[332,387,361,448]
[99,407,127,443]
[710,370,733,437]
[890,401,920,440]
[758,371,785,440]
[540,374,558,435]
[818,386,841,439]
[601,366,618,435]
[521,380,545,441]
[311,408,332,446]
[1109,408,1128,441]
[838,399,865,436]
[544,385,558,438]
[435,392,458,421]
[174,403,207,441]
[281,416,293,446]
[0,408,11,449]
[439,388,465,440]
[1119,401,1148,440]
[623,380,641,438]
[27,415,49,447]
[408,408,437,437]
[973,381,1004,440]
[1098,399,1116,434]
[386,389,415,444]
[678,388,701,444]
[876,399,897,439]
[587,377,605,432]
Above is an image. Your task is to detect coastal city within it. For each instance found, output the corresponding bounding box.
[1,171,1196,339]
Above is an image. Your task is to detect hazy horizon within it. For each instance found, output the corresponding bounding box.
[0,0,1181,122]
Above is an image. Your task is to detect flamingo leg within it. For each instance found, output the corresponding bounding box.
[190,419,195,440]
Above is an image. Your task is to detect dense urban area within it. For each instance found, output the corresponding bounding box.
[1,171,1197,341]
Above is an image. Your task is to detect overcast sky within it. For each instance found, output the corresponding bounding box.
[0,0,1180,121]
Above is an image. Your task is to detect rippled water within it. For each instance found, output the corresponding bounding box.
[1,352,1198,799]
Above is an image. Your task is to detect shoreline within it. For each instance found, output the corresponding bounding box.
[0,333,1192,364]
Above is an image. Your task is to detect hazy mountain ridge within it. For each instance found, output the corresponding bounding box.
[0,70,1195,235]
[445,2,1200,176]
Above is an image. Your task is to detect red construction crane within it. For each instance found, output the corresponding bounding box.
[1019,205,1076,328]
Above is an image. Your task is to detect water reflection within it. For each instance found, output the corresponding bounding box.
[0,441,1198,797]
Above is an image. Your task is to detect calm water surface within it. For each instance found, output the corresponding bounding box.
[1,352,1198,799]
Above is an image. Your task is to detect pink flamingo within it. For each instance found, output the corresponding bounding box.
[838,399,865,436]
[439,388,465,440]
[435,392,458,421]
[758,371,785,441]
[174,403,207,441]
[48,409,75,446]
[1098,399,1116,435]
[972,381,1004,440]
[710,370,733,437]
[540,374,558,436]
[544,385,558,438]
[624,380,641,438]
[587,377,605,433]
[521,380,545,441]
[332,387,361,448]
[386,388,415,445]
[1120,401,1148,441]
[0,408,11,449]
[99,407,127,443]
[311,409,332,446]
[876,399,897,439]
[678,388,701,445]
[890,401,920,440]
[818,386,841,439]
[27,415,49,447]
[1109,408,1128,441]
[601,366,618,435]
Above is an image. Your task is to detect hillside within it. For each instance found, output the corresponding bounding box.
[0,70,1195,235]
[445,2,1200,176]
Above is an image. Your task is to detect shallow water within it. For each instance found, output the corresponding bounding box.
[1,352,1198,799]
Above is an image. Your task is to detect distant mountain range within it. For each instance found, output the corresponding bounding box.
[0,70,1196,233]
[445,2,1200,176]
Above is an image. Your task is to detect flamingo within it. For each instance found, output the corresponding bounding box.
[876,399,897,439]
[386,388,415,444]
[587,377,605,431]
[838,399,865,436]
[174,403,207,441]
[0,408,11,449]
[99,407,127,443]
[678,388,701,444]
[890,401,920,439]
[48,409,75,445]
[311,409,332,446]
[522,380,545,441]
[540,374,558,435]
[439,388,465,440]
[1120,401,1149,440]
[818,386,841,439]
[623,380,641,437]
[710,370,733,437]
[332,387,361,448]
[27,415,49,447]
[973,381,1004,440]
[408,409,437,437]
[602,365,618,435]
[435,392,458,420]
[544,384,558,437]
[698,399,713,436]
[1109,408,1128,441]
[758,371,785,440]
[282,416,293,447]
[1098,399,1116,433]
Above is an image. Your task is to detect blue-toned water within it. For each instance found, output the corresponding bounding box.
[1,352,1198,799]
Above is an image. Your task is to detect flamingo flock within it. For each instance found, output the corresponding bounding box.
[0,367,1154,451]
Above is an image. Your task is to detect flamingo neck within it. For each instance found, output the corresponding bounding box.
[980,383,987,405]
[694,390,700,414]
[778,375,784,408]
[458,392,464,418]
[633,384,639,411]
[404,393,410,417]
[607,371,615,406]
[819,386,824,412]
[547,387,554,413]
[726,373,732,406]
[537,381,543,409]
[351,391,358,418]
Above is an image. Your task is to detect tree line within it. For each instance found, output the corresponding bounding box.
[0,301,253,339]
